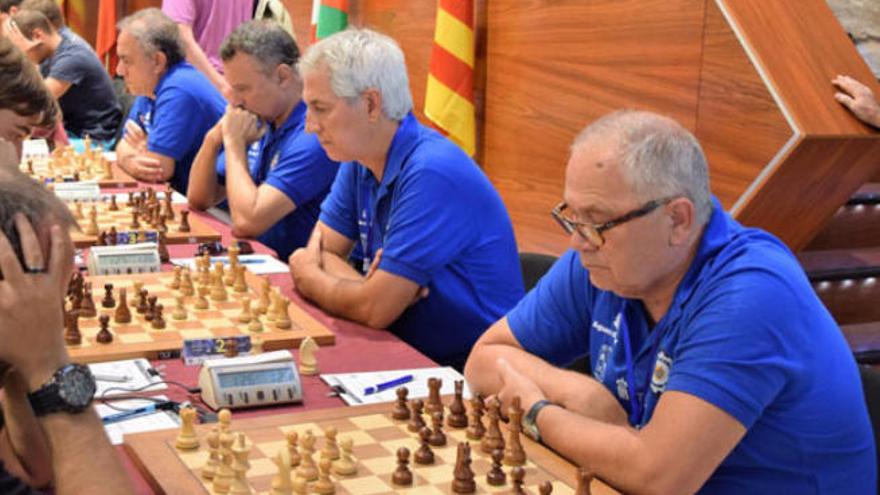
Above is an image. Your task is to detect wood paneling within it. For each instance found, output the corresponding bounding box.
[484,0,706,254]
[695,1,792,209]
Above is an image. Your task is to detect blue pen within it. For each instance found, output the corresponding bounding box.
[363,374,414,395]
[102,404,158,425]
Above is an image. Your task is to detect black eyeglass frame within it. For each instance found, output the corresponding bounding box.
[551,197,676,246]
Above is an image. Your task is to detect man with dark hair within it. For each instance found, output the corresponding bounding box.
[115,8,226,193]
[8,10,121,142]
[188,20,338,260]
[0,170,134,495]
[0,36,57,159]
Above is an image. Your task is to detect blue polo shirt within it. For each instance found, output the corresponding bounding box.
[125,62,225,193]
[320,113,524,368]
[216,101,338,260]
[508,199,875,493]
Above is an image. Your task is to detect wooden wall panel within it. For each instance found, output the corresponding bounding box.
[694,1,793,210]
[484,0,706,254]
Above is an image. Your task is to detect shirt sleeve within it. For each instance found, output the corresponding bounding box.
[507,250,594,366]
[161,0,197,25]
[318,163,359,241]
[123,97,150,135]
[263,134,337,208]
[376,169,474,286]
[45,50,85,85]
[147,87,215,161]
[664,267,796,429]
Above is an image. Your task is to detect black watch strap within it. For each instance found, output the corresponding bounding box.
[523,399,555,443]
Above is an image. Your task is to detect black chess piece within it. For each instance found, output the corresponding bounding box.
[392,387,410,420]
[429,411,447,446]
[486,448,506,486]
[407,399,426,433]
[391,447,412,486]
[96,314,113,344]
[414,427,435,465]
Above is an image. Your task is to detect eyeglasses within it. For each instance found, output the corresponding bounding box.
[551,197,675,247]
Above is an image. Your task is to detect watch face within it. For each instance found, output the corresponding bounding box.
[57,365,96,408]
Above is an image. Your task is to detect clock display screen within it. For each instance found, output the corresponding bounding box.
[217,367,294,388]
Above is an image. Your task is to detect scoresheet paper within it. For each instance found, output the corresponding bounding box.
[321,367,471,406]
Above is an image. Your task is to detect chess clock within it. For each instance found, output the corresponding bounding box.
[198,350,303,410]
[87,243,161,275]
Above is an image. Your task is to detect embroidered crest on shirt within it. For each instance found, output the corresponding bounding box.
[650,350,673,394]
[616,376,629,401]
[593,343,613,381]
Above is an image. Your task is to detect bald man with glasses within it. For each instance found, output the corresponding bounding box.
[464,110,875,494]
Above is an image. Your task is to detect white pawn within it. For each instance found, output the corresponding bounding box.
[321,426,340,461]
[296,430,318,481]
[331,437,357,476]
[238,299,253,324]
[230,432,254,495]
[172,295,188,320]
[202,427,221,480]
[313,458,335,494]
[271,449,294,495]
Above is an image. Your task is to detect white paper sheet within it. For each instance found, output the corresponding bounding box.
[321,367,470,406]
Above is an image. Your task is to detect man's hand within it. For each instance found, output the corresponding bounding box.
[495,358,548,414]
[3,20,40,57]
[289,228,325,280]
[221,106,265,153]
[833,75,880,128]
[126,155,165,183]
[0,215,73,390]
[122,120,148,153]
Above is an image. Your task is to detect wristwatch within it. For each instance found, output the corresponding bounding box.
[27,363,96,416]
[522,399,555,443]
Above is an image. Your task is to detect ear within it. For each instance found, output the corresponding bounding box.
[153,50,167,73]
[363,88,383,122]
[275,63,297,86]
[667,198,695,246]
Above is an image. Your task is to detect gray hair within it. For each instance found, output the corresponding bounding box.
[572,110,713,226]
[299,28,413,121]
[220,20,300,75]
[0,170,76,270]
[118,8,185,67]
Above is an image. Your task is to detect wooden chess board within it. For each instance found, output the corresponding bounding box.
[125,402,616,495]
[67,199,220,248]
[20,153,138,188]
[67,270,335,363]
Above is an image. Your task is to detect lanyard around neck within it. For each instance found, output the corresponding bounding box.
[619,301,665,428]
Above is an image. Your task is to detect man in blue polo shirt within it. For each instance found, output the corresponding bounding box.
[115,8,225,193]
[289,28,524,370]
[188,20,338,261]
[464,110,876,493]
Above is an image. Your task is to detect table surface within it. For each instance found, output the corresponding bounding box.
[92,196,438,494]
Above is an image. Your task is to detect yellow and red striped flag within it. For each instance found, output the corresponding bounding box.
[310,0,349,43]
[59,0,87,37]
[424,0,475,157]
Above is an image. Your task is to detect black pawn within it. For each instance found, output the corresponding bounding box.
[392,387,410,420]
[414,427,434,465]
[144,295,158,321]
[391,447,412,486]
[136,289,148,314]
[429,411,446,446]
[511,466,526,495]
[407,399,425,433]
[486,448,505,486]
[539,480,554,494]
[151,304,166,329]
[96,314,113,344]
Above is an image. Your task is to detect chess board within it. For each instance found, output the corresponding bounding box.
[67,199,220,248]
[67,270,335,363]
[20,152,138,188]
[125,402,617,495]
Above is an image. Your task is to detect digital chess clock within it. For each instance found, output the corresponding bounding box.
[87,243,160,275]
[198,351,303,410]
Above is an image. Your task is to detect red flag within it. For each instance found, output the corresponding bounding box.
[96,0,117,76]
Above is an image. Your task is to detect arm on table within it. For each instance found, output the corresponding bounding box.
[221,114,296,238]
[116,135,175,183]
[464,317,627,425]
[43,78,72,99]
[187,122,226,210]
[0,216,133,495]
[177,23,229,97]
[289,227,421,329]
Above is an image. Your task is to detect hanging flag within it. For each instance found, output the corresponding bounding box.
[424,0,475,156]
[310,0,349,43]
[59,0,87,38]
[96,0,117,76]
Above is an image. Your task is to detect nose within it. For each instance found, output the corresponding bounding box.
[304,109,319,134]
[116,60,126,77]
[569,229,599,253]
